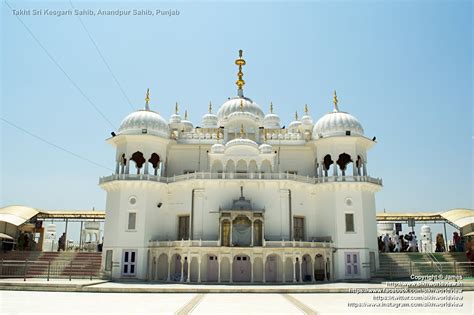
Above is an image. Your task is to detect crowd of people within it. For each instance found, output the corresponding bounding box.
[378,231,418,252]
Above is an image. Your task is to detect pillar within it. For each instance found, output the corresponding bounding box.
[217,257,221,283]
[180,258,184,282]
[125,159,130,174]
[310,258,315,282]
[299,259,303,283]
[197,258,201,283]
[323,254,327,281]
[251,220,254,246]
[167,257,171,281]
[230,220,233,246]
[250,257,254,283]
[333,164,338,176]
[115,161,120,174]
[262,256,266,283]
[292,258,297,283]
[282,257,286,283]
[229,259,233,283]
[186,258,191,283]
[362,162,367,176]
[144,162,149,175]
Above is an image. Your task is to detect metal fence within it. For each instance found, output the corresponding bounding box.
[0,259,101,281]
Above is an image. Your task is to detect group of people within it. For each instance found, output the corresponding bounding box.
[378,231,418,253]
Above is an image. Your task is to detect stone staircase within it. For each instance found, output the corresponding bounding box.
[375,252,473,280]
[0,251,103,279]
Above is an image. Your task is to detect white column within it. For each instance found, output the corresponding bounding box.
[311,258,315,282]
[292,257,297,283]
[197,258,201,283]
[217,257,221,283]
[262,256,266,283]
[298,259,303,283]
[186,258,191,283]
[363,162,367,176]
[333,163,338,176]
[323,254,328,281]
[180,258,184,282]
[115,161,120,174]
[144,162,149,175]
[251,220,254,246]
[250,257,254,283]
[282,257,286,283]
[125,159,130,174]
[230,220,233,246]
[229,259,233,283]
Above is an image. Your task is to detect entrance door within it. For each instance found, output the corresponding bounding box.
[233,255,251,282]
[345,252,360,278]
[122,250,137,276]
[207,255,218,282]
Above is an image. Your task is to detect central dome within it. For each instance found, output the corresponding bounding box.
[313,111,364,138]
[217,97,264,124]
[118,110,170,137]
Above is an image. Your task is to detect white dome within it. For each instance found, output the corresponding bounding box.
[288,120,302,131]
[182,119,194,132]
[263,113,281,129]
[210,143,225,153]
[169,113,182,124]
[225,137,258,149]
[313,111,364,137]
[259,143,273,154]
[217,97,264,123]
[301,114,313,126]
[202,113,218,128]
[118,110,170,137]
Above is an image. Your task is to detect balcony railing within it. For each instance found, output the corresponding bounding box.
[148,239,333,248]
[100,172,383,186]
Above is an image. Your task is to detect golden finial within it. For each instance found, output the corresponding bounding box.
[240,124,244,138]
[235,49,246,96]
[145,88,150,110]
[269,102,273,114]
[175,102,179,114]
[304,104,309,115]
[333,90,339,112]
[184,110,188,120]
[240,99,244,112]
[208,101,212,114]
[295,111,299,120]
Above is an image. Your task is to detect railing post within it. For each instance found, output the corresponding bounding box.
[47,260,51,281]
[24,259,28,282]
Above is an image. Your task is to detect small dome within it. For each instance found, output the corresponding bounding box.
[169,113,182,124]
[225,138,258,149]
[288,120,302,131]
[182,119,193,132]
[259,143,273,154]
[313,111,364,137]
[301,114,313,126]
[263,113,281,129]
[118,110,170,137]
[217,97,264,124]
[202,113,218,128]
[210,143,225,154]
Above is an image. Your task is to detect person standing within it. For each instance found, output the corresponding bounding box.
[393,232,401,252]
[383,233,390,253]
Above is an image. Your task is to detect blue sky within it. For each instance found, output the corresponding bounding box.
[1,1,472,240]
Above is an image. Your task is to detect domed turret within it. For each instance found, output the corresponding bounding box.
[300,104,313,128]
[288,111,302,132]
[202,101,218,128]
[259,143,273,154]
[263,102,281,129]
[118,89,170,138]
[313,91,364,138]
[181,110,194,132]
[169,102,182,125]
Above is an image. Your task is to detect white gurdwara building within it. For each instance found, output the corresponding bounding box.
[100,50,382,283]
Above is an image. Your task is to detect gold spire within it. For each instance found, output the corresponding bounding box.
[208,101,212,114]
[175,102,179,114]
[269,102,273,114]
[333,90,339,112]
[240,99,244,112]
[304,104,309,115]
[240,124,244,138]
[235,49,246,96]
[295,111,299,120]
[184,110,188,120]
[145,88,150,110]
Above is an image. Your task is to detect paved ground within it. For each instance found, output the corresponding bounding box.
[0,290,473,315]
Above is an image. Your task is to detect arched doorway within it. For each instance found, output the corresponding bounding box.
[265,255,279,282]
[170,254,182,281]
[232,216,251,247]
[302,254,312,282]
[157,253,168,281]
[207,254,218,282]
[233,255,251,282]
[314,254,325,281]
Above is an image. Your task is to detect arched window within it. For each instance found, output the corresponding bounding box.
[323,154,334,177]
[337,153,353,176]
[149,153,161,176]
[130,151,145,174]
